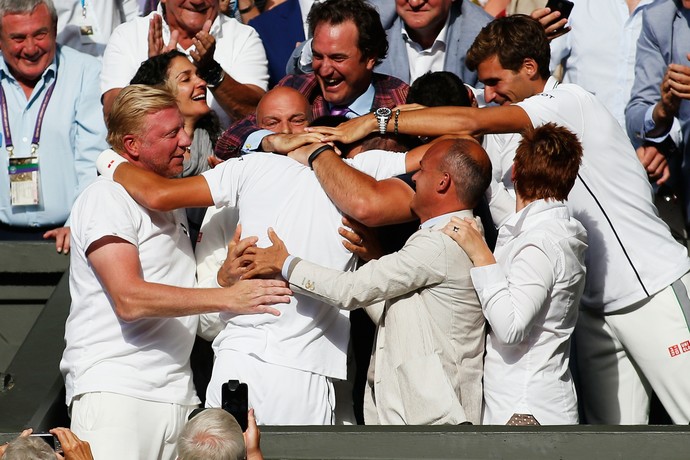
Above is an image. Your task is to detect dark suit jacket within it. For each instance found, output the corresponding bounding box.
[249,0,305,87]
[214,72,409,159]
[373,0,492,86]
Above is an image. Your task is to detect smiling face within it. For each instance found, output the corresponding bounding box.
[0,3,56,91]
[162,0,218,37]
[136,107,191,178]
[311,20,376,107]
[477,55,536,106]
[256,87,310,134]
[167,56,210,123]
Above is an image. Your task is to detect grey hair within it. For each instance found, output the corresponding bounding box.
[3,435,56,460]
[0,0,58,30]
[177,408,246,460]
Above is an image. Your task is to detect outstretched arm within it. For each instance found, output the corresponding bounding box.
[99,151,214,211]
[308,105,532,145]
[87,236,291,322]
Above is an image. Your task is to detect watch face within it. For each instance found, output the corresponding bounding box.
[375,107,392,117]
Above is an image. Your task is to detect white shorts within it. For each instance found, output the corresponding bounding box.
[70,392,196,460]
[576,272,690,424]
[206,349,337,425]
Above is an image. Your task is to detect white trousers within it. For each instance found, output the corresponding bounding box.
[205,349,341,425]
[576,272,690,424]
[70,392,196,460]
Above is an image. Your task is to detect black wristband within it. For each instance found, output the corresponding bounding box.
[199,60,224,88]
[308,145,334,169]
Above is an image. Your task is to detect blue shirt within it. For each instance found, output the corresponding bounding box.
[0,45,107,227]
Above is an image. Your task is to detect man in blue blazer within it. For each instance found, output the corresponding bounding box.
[372,0,492,86]
[249,0,307,87]
[625,0,690,223]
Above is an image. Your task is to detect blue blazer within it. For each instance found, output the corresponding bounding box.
[373,0,492,86]
[249,0,305,87]
[625,0,690,150]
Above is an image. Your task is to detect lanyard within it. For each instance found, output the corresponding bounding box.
[81,0,87,18]
[0,72,57,158]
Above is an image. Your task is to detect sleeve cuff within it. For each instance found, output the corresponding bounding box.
[243,129,273,152]
[642,105,672,142]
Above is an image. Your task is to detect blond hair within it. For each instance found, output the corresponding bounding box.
[106,85,178,152]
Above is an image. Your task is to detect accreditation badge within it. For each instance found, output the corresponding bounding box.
[79,7,102,45]
[8,157,39,206]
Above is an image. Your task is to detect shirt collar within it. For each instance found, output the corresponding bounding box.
[401,12,451,52]
[420,209,474,230]
[332,83,375,117]
[499,199,570,239]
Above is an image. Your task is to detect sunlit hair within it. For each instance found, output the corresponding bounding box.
[3,435,56,460]
[308,0,388,64]
[513,123,583,201]
[466,15,550,80]
[177,408,245,460]
[441,139,492,208]
[106,85,178,152]
[0,0,57,32]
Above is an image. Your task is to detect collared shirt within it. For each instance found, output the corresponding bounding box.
[55,0,140,58]
[101,7,269,128]
[550,0,654,128]
[402,13,451,83]
[471,199,587,425]
[0,45,107,227]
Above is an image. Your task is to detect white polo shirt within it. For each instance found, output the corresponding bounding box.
[61,176,200,406]
[516,82,690,313]
[200,151,406,378]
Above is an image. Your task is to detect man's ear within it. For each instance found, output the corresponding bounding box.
[364,55,377,71]
[122,134,140,160]
[437,172,451,193]
[522,58,538,79]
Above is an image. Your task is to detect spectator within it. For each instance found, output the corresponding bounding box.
[443,123,587,425]
[626,0,690,218]
[370,0,492,86]
[550,0,671,185]
[61,85,291,459]
[177,409,244,460]
[214,0,408,159]
[0,427,93,460]
[247,0,320,86]
[101,0,269,126]
[54,0,139,57]
[0,0,107,253]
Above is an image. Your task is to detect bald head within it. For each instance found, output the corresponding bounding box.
[256,87,312,134]
[440,138,492,208]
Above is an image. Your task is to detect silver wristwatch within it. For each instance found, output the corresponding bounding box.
[374,107,392,134]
